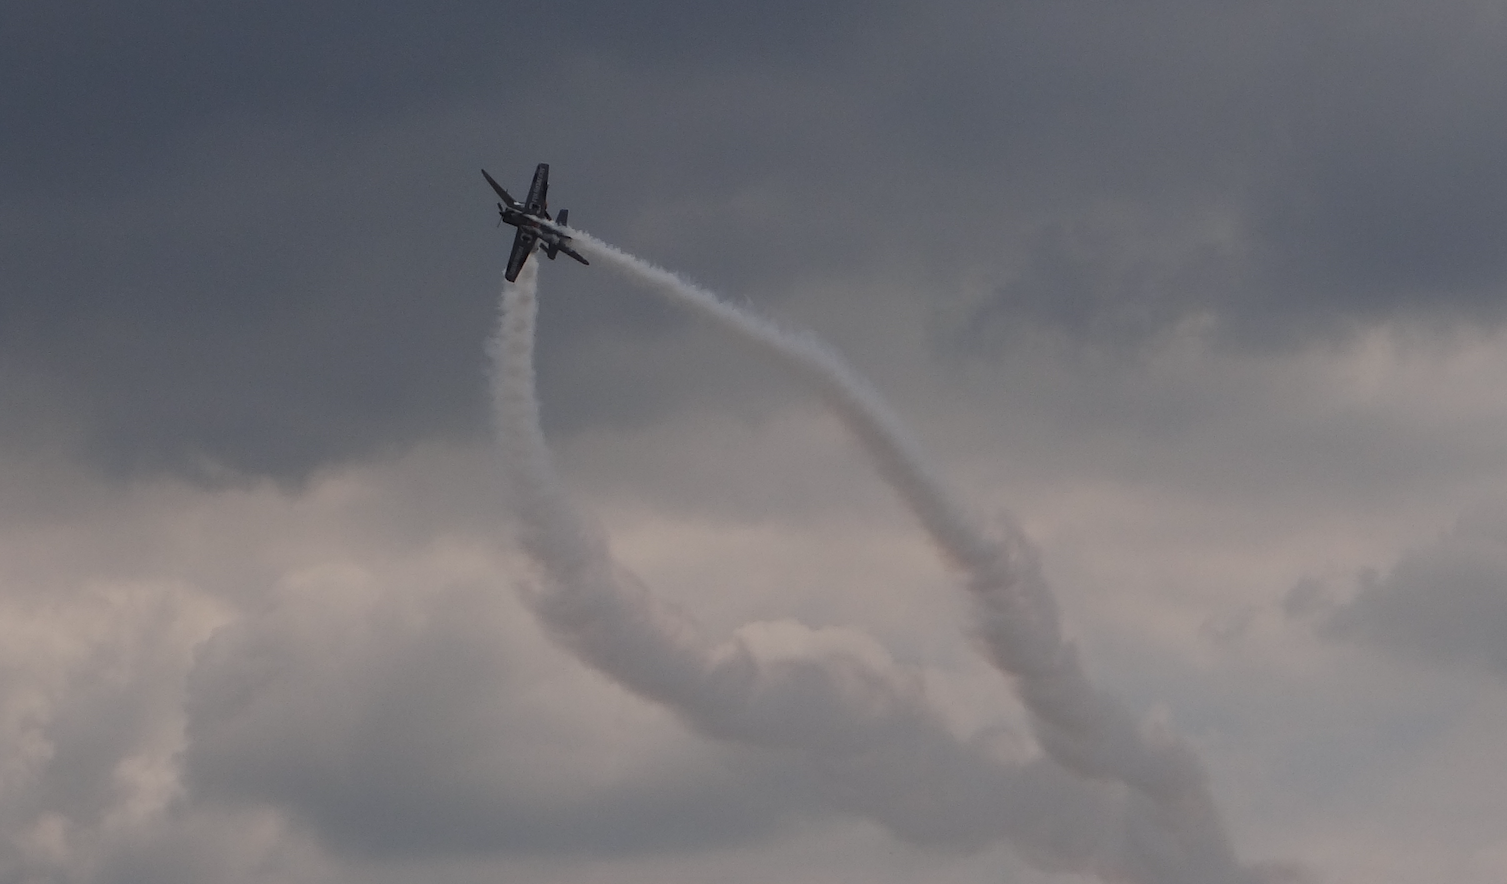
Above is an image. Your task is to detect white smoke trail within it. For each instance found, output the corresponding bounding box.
[491,252,1280,883]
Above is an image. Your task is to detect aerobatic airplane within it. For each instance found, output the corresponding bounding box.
[482,163,589,282]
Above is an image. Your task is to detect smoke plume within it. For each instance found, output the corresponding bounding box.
[490,247,1283,883]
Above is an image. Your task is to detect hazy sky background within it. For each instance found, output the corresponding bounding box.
[4,2,1507,882]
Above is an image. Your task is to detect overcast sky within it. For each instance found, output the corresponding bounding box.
[4,2,1507,882]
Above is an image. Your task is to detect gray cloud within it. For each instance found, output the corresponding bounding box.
[182,573,808,858]
[0,583,211,884]
[1319,507,1507,676]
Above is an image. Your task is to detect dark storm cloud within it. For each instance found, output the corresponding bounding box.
[1,122,499,479]
[8,0,1507,482]
[0,0,900,482]
[0,0,879,195]
[1246,3,1507,333]
[928,2,1507,346]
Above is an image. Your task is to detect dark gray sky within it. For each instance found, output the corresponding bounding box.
[5,3,1507,883]
[7,0,1507,481]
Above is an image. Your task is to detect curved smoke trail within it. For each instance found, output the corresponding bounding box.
[491,251,1280,883]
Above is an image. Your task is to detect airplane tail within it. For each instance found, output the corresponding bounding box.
[544,209,570,259]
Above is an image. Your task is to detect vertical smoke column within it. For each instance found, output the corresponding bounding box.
[490,261,719,705]
[568,233,1265,884]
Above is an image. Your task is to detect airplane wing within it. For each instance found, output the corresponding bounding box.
[526,164,549,213]
[505,227,536,282]
[482,169,518,206]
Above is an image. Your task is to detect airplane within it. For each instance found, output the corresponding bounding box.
[482,163,589,282]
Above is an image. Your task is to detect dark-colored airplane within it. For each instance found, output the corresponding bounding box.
[482,163,589,282]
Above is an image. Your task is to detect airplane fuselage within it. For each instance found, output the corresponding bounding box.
[483,163,589,282]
